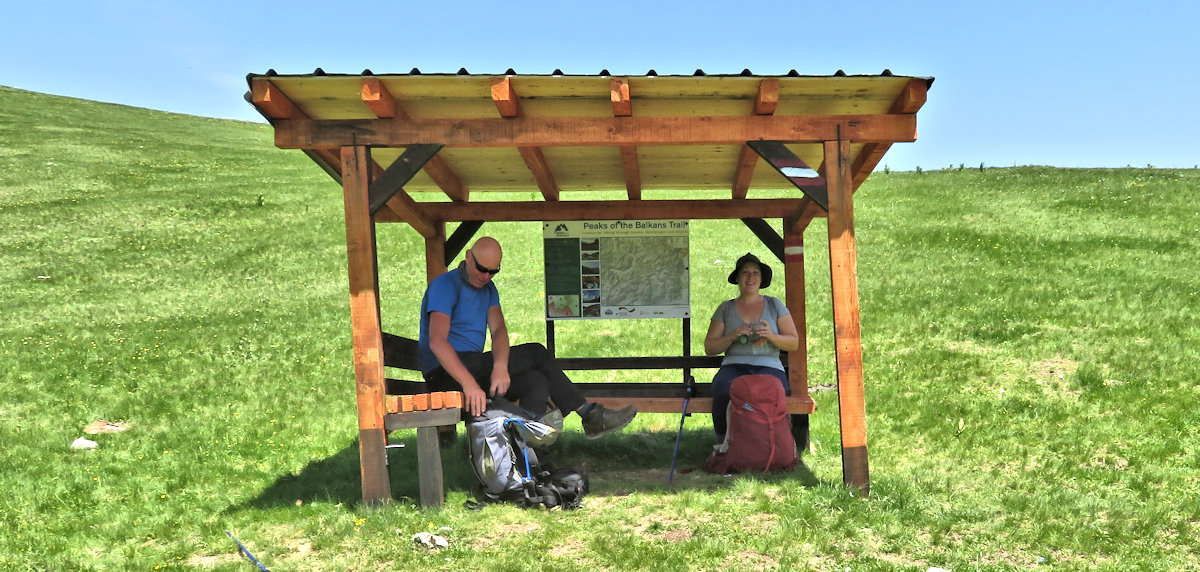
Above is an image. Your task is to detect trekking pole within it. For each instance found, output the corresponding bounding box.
[668,376,696,485]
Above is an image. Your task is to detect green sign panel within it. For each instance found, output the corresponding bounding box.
[542,220,690,320]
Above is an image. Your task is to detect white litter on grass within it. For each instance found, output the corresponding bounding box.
[71,437,98,450]
[412,532,449,549]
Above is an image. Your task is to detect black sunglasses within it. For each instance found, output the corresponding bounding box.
[469,252,500,275]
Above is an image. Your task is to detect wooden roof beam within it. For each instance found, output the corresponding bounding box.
[250,79,408,189]
[852,78,930,188]
[273,114,916,148]
[250,79,301,119]
[361,79,468,202]
[754,78,781,115]
[491,77,559,201]
[611,78,641,200]
[732,79,780,199]
[890,77,930,114]
[490,76,522,117]
[250,79,345,181]
[609,78,633,116]
[375,198,818,224]
[360,77,398,118]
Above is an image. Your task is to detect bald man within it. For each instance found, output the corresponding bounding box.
[418,237,636,438]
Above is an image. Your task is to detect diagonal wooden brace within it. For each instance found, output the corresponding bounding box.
[368,144,443,215]
[740,218,784,262]
[445,221,485,266]
[747,140,829,212]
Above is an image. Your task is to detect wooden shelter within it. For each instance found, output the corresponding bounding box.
[246,68,933,505]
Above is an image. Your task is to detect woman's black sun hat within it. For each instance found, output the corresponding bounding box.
[727,253,772,289]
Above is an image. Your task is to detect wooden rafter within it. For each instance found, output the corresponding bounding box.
[491,77,559,200]
[250,79,300,119]
[732,79,780,199]
[360,78,398,118]
[272,114,917,149]
[360,79,468,202]
[249,79,344,179]
[610,78,641,200]
[489,77,522,117]
[851,78,930,188]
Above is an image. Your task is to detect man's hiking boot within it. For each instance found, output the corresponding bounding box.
[580,403,637,439]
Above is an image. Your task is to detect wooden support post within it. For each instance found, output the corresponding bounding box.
[423,221,457,477]
[783,225,809,398]
[416,426,445,507]
[342,145,391,505]
[824,137,869,495]
[425,222,448,283]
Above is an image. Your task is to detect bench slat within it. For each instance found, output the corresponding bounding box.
[385,408,461,431]
[588,396,814,414]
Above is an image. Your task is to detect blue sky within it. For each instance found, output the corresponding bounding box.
[3,0,1196,171]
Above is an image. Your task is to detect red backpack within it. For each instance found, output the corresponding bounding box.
[703,374,797,474]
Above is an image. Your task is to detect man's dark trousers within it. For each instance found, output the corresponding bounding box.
[424,342,586,415]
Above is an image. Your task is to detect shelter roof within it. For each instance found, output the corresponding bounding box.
[247,69,932,205]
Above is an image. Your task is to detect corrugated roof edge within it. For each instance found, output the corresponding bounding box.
[246,69,934,89]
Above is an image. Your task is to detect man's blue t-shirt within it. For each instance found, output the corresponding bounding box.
[418,265,500,373]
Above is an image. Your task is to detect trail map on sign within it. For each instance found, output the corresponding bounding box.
[543,220,690,320]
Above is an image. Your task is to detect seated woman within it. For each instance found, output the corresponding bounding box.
[703,253,799,443]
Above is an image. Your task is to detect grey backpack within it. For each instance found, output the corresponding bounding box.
[464,398,587,510]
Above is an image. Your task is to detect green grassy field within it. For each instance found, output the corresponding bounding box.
[2,83,1199,571]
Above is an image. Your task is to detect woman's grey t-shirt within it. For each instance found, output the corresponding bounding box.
[711,296,790,371]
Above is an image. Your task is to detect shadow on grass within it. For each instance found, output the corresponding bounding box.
[554,426,823,496]
[235,426,824,510]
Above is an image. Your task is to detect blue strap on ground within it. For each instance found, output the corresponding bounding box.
[226,530,270,571]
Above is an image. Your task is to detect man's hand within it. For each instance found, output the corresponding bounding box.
[489,369,511,398]
[461,380,487,417]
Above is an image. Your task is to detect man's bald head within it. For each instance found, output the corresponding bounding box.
[472,237,502,262]
[465,237,502,288]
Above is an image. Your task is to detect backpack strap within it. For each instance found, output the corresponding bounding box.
[767,295,784,322]
[763,424,777,474]
[464,498,489,511]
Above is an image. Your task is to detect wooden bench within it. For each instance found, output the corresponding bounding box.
[382,333,813,462]
[560,358,814,449]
